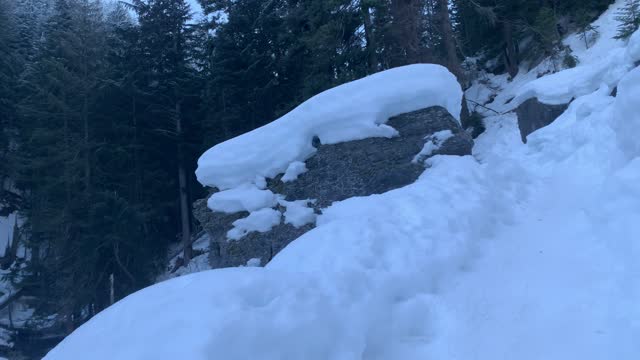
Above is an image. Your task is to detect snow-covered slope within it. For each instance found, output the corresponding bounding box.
[45,3,640,358]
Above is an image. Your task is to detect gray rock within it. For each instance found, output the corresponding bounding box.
[515,98,569,143]
[193,106,473,269]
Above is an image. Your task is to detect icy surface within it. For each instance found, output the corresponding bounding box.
[207,185,278,213]
[196,64,462,190]
[226,208,282,241]
[46,9,640,359]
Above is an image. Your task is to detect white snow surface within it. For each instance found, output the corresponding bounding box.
[412,129,454,163]
[226,208,282,241]
[207,185,278,213]
[280,199,317,228]
[281,161,308,182]
[195,64,462,191]
[46,9,640,359]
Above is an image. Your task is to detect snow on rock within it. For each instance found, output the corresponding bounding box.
[245,258,261,267]
[511,25,640,108]
[196,64,462,191]
[412,130,454,163]
[207,185,278,213]
[227,208,282,241]
[279,199,316,228]
[281,161,308,182]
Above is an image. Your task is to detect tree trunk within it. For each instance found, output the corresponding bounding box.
[503,20,519,78]
[361,2,378,73]
[82,93,91,195]
[390,0,424,66]
[175,101,192,263]
[437,0,463,81]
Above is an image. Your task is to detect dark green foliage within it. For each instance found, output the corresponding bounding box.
[576,9,600,49]
[614,0,640,39]
[563,49,579,68]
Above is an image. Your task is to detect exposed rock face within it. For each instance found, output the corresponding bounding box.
[516,98,569,143]
[193,106,473,268]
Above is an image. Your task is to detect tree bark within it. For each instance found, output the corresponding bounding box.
[503,20,519,78]
[361,2,378,73]
[175,101,192,264]
[390,0,424,66]
[437,0,463,81]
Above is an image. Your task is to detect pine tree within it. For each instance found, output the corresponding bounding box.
[132,0,200,263]
[614,0,640,40]
[576,9,599,49]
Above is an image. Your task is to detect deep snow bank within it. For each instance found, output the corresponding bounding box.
[195,64,462,191]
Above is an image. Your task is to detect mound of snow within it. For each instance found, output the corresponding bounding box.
[195,64,462,191]
[511,29,640,107]
[613,66,640,159]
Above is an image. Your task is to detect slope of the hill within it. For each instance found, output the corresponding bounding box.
[44,2,640,358]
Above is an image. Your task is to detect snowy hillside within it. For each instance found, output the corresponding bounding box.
[45,2,639,359]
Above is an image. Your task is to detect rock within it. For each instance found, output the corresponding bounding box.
[515,97,569,143]
[193,106,473,269]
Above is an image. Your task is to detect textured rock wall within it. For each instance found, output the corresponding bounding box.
[193,106,473,269]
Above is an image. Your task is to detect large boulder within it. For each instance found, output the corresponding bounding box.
[193,106,473,268]
[515,98,569,143]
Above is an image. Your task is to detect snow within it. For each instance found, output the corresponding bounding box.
[279,199,316,228]
[226,208,282,241]
[245,258,261,267]
[46,7,640,359]
[613,66,640,159]
[196,64,462,191]
[207,185,278,213]
[281,161,308,182]
[412,130,453,163]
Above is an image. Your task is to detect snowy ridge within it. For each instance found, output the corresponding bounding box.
[195,64,462,191]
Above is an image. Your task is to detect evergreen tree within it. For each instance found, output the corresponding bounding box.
[614,0,640,39]
[576,8,599,49]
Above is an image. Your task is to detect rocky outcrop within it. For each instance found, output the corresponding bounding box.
[515,98,569,143]
[193,106,473,269]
